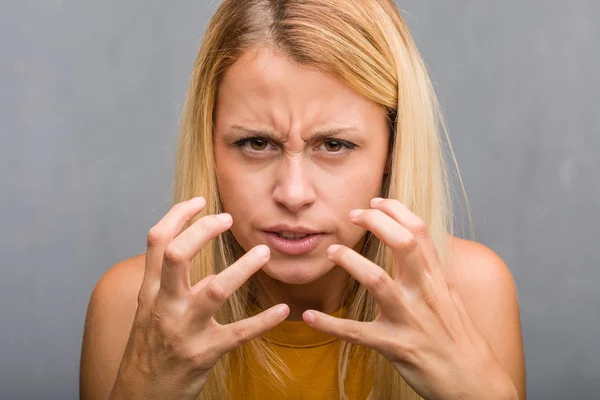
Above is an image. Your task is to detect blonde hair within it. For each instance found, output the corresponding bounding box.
[172,0,471,398]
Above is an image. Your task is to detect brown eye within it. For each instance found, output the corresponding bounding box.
[323,140,343,152]
[250,138,268,151]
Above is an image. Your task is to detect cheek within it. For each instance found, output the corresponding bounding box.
[318,158,385,208]
[317,167,383,248]
[215,149,247,215]
[217,173,258,251]
[216,144,267,205]
[217,170,263,220]
[215,160,273,250]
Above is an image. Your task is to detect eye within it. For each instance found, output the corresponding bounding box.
[324,140,342,152]
[317,139,357,154]
[247,138,268,151]
[233,136,274,154]
[232,136,357,158]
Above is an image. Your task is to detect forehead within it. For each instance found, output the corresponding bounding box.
[214,46,386,134]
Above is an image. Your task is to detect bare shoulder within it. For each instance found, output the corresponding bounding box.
[79,253,146,400]
[448,236,526,399]
[448,236,517,298]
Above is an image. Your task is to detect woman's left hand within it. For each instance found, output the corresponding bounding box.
[302,197,517,400]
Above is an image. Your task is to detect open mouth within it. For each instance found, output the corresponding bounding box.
[262,231,325,255]
[272,231,314,240]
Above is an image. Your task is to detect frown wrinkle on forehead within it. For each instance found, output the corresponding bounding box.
[214,47,388,144]
[227,125,364,144]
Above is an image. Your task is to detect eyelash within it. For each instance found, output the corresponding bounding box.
[232,135,357,157]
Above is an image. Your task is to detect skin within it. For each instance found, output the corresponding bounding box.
[79,45,525,400]
[212,45,521,398]
[213,46,390,319]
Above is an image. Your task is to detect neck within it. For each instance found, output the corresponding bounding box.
[253,266,350,320]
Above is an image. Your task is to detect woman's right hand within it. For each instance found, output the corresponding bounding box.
[109,196,289,400]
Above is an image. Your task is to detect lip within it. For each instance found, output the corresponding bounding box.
[261,231,325,256]
[262,224,323,235]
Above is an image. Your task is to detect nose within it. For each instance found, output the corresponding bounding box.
[272,154,316,213]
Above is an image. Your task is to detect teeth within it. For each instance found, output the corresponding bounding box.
[276,231,310,239]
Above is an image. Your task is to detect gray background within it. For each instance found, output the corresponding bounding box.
[1,1,598,399]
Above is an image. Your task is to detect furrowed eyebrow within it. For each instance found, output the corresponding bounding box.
[228,124,360,142]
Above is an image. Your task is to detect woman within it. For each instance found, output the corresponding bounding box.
[80,0,525,399]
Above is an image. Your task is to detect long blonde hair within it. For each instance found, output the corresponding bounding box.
[172,0,471,398]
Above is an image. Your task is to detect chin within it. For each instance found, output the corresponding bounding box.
[260,255,336,285]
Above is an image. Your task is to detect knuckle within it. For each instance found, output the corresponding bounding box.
[163,242,186,264]
[367,269,388,291]
[346,326,364,344]
[147,226,168,248]
[197,217,211,232]
[164,329,186,352]
[204,281,228,304]
[189,346,220,372]
[411,220,429,237]
[149,308,166,330]
[231,325,253,346]
[399,234,418,254]
[149,311,188,353]
[186,326,224,370]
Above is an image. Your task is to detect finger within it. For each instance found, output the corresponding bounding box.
[349,208,427,288]
[327,245,401,319]
[369,198,449,284]
[141,197,206,301]
[190,274,216,296]
[218,304,290,354]
[159,212,233,299]
[303,311,382,350]
[351,206,454,329]
[369,198,424,233]
[188,245,271,323]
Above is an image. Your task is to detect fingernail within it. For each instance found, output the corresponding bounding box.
[349,209,364,218]
[190,196,205,205]
[277,305,289,318]
[303,311,315,324]
[371,197,384,205]
[254,245,270,258]
[216,213,232,223]
[328,244,341,256]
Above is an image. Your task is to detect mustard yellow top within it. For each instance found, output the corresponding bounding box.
[227,306,372,399]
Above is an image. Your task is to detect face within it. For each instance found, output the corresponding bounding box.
[213,46,390,285]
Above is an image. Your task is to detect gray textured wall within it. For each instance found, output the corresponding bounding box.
[1,1,598,399]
